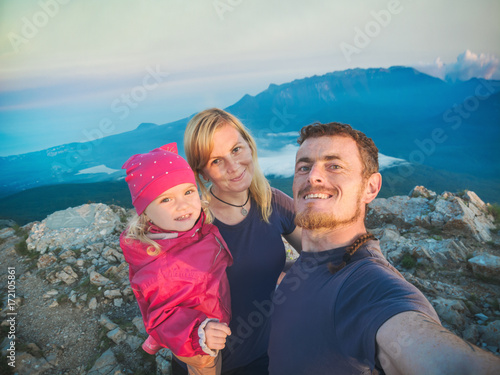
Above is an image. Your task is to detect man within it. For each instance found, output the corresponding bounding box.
[268,122,500,374]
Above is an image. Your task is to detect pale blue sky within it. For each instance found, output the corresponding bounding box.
[1,0,499,156]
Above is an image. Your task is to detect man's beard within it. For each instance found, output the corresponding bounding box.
[294,189,364,230]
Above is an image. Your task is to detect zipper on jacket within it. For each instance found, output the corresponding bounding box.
[213,236,224,266]
[191,228,200,238]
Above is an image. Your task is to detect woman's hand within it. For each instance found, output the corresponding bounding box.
[205,322,231,350]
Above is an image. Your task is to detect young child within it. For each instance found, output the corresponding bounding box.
[120,143,232,375]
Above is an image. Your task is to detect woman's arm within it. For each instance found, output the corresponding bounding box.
[284,226,302,253]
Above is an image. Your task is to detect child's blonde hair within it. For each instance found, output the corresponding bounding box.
[125,213,162,256]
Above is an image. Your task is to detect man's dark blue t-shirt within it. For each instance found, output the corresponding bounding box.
[268,240,440,375]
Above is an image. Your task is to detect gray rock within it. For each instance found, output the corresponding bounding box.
[87,348,121,375]
[103,247,125,263]
[107,328,127,344]
[125,335,143,351]
[37,253,57,269]
[478,320,500,347]
[69,291,78,303]
[368,189,495,242]
[156,348,173,375]
[468,254,500,282]
[56,266,79,284]
[475,313,489,321]
[411,239,470,269]
[13,352,53,375]
[432,297,469,329]
[430,195,494,242]
[104,289,122,299]
[410,186,437,199]
[90,271,111,286]
[367,195,432,229]
[59,250,76,259]
[89,297,98,310]
[26,203,121,253]
[43,289,59,299]
[132,316,148,336]
[99,314,118,331]
[0,219,16,229]
[0,227,15,239]
[463,323,480,343]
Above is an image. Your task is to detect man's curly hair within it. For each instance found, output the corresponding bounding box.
[297,122,379,179]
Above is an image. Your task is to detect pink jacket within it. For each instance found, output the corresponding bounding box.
[120,212,232,357]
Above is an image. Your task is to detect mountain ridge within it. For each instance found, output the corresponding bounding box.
[1,66,499,204]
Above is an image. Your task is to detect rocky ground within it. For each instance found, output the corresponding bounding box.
[1,186,499,374]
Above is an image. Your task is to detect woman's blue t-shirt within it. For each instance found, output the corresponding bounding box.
[214,188,296,371]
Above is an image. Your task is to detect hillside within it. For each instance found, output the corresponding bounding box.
[1,186,499,374]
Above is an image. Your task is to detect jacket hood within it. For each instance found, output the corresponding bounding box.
[120,210,213,273]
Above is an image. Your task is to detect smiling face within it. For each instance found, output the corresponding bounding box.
[144,183,202,232]
[293,135,369,230]
[202,124,254,194]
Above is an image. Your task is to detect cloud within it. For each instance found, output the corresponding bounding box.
[415,50,500,82]
[258,144,299,178]
[257,144,408,178]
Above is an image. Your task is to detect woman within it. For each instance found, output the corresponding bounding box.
[178,108,301,374]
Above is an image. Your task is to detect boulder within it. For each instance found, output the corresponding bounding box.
[99,314,118,331]
[26,203,121,253]
[367,195,432,229]
[479,320,500,347]
[12,352,53,375]
[37,254,57,269]
[410,239,470,269]
[430,195,494,242]
[87,348,121,375]
[468,254,500,282]
[107,328,127,344]
[432,297,469,330]
[56,266,79,284]
[90,271,111,286]
[368,188,495,242]
[409,186,437,199]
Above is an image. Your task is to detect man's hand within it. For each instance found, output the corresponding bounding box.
[204,322,231,350]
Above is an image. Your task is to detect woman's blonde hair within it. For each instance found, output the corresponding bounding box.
[124,213,161,256]
[184,108,272,223]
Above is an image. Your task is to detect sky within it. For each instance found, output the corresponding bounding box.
[0,0,499,157]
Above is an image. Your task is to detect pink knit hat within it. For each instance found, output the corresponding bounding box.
[122,143,196,215]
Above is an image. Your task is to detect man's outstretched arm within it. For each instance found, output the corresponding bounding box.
[376,311,500,375]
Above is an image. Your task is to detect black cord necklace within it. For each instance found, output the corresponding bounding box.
[210,188,250,216]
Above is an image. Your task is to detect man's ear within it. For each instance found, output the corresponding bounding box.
[363,173,382,204]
